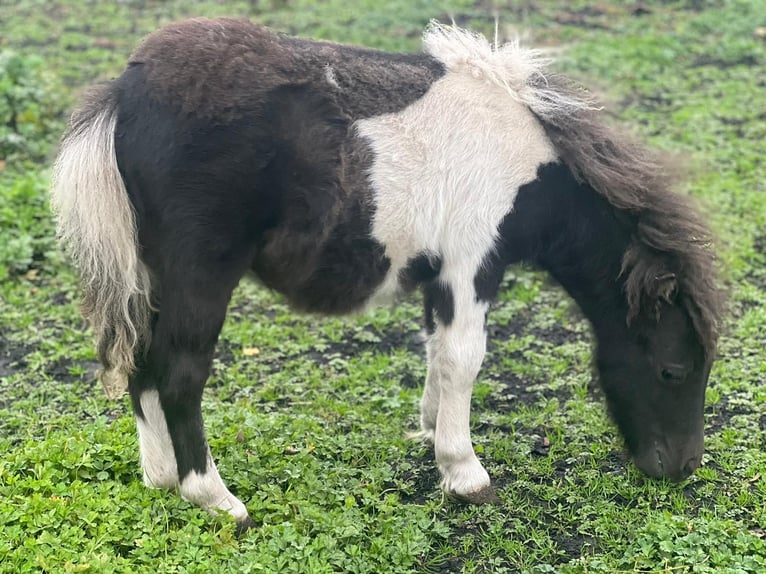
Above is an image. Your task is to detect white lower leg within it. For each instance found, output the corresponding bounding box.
[136,389,178,490]
[430,291,491,497]
[435,386,491,495]
[179,453,250,523]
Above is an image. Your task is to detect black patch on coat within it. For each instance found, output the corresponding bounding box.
[424,281,455,334]
[399,252,442,292]
[472,162,621,306]
[494,162,634,325]
[473,163,633,307]
[247,83,392,314]
[474,249,506,304]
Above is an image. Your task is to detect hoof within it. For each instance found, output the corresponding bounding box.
[235,516,257,537]
[449,485,501,505]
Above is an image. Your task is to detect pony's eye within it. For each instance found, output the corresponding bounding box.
[660,364,688,384]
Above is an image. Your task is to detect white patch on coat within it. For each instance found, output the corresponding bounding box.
[135,390,178,489]
[357,61,557,301]
[179,454,250,523]
[356,30,559,495]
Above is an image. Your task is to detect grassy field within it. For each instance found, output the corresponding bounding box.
[1,0,765,572]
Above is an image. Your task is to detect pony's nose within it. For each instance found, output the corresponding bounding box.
[662,452,701,482]
[633,441,703,481]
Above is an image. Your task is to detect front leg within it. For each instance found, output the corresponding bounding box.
[424,279,499,503]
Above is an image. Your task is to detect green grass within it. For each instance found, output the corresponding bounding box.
[1,0,765,572]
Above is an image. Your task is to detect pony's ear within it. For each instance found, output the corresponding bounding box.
[651,272,678,304]
[623,245,679,325]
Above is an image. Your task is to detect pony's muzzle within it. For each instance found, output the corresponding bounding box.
[633,438,703,482]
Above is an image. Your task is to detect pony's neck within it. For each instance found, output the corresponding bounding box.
[501,162,633,332]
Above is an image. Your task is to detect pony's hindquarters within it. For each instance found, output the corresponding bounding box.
[51,85,152,398]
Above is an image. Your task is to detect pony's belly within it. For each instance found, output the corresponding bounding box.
[252,226,392,316]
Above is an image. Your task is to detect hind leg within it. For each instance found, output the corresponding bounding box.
[129,255,253,529]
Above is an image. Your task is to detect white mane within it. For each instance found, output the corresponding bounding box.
[422,21,598,121]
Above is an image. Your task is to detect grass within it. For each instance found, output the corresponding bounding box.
[1,0,765,572]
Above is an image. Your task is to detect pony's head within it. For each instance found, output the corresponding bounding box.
[533,73,725,484]
[596,261,713,481]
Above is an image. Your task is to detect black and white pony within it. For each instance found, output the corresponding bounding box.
[51,19,724,532]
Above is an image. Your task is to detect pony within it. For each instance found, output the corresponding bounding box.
[51,19,724,532]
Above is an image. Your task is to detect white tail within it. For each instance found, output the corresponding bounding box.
[51,88,152,398]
